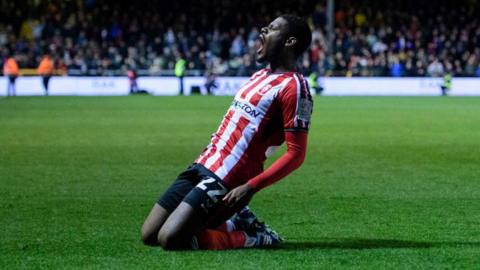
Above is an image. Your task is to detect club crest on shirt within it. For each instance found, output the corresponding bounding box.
[297,97,312,122]
[258,84,273,95]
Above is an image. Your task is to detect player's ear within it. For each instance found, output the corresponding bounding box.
[284,37,297,48]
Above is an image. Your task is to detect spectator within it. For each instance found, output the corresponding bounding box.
[0,0,479,77]
[390,58,403,77]
[441,72,452,96]
[175,53,186,95]
[127,69,139,94]
[427,58,444,77]
[3,53,19,96]
[37,54,54,95]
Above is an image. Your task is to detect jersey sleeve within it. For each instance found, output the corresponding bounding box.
[278,74,313,132]
[247,131,307,191]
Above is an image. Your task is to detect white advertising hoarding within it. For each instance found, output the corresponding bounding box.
[137,77,179,95]
[1,76,479,96]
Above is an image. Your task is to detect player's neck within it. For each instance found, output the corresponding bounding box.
[268,55,296,73]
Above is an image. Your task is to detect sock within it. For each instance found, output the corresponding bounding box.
[215,220,235,232]
[196,229,248,250]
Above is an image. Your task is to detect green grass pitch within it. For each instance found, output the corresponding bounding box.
[1,96,480,269]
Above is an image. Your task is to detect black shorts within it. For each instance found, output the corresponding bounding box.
[157,163,239,227]
[8,75,17,84]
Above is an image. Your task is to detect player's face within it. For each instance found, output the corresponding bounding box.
[257,17,289,63]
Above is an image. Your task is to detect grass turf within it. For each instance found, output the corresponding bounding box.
[0,96,479,269]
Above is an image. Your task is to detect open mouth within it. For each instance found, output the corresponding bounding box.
[257,34,265,55]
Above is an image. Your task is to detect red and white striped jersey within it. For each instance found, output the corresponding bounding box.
[195,68,313,188]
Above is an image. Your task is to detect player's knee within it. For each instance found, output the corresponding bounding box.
[157,231,173,250]
[140,223,159,246]
[141,230,157,246]
[157,229,181,250]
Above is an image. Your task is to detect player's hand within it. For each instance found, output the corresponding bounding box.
[223,183,254,207]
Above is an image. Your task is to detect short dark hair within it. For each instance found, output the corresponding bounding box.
[280,14,312,57]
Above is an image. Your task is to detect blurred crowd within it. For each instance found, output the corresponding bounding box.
[1,0,480,77]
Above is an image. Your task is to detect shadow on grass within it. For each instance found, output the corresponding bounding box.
[278,238,480,250]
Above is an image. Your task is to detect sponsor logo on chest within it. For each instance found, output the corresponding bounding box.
[232,99,261,118]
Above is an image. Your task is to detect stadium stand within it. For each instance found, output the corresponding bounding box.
[1,0,479,77]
